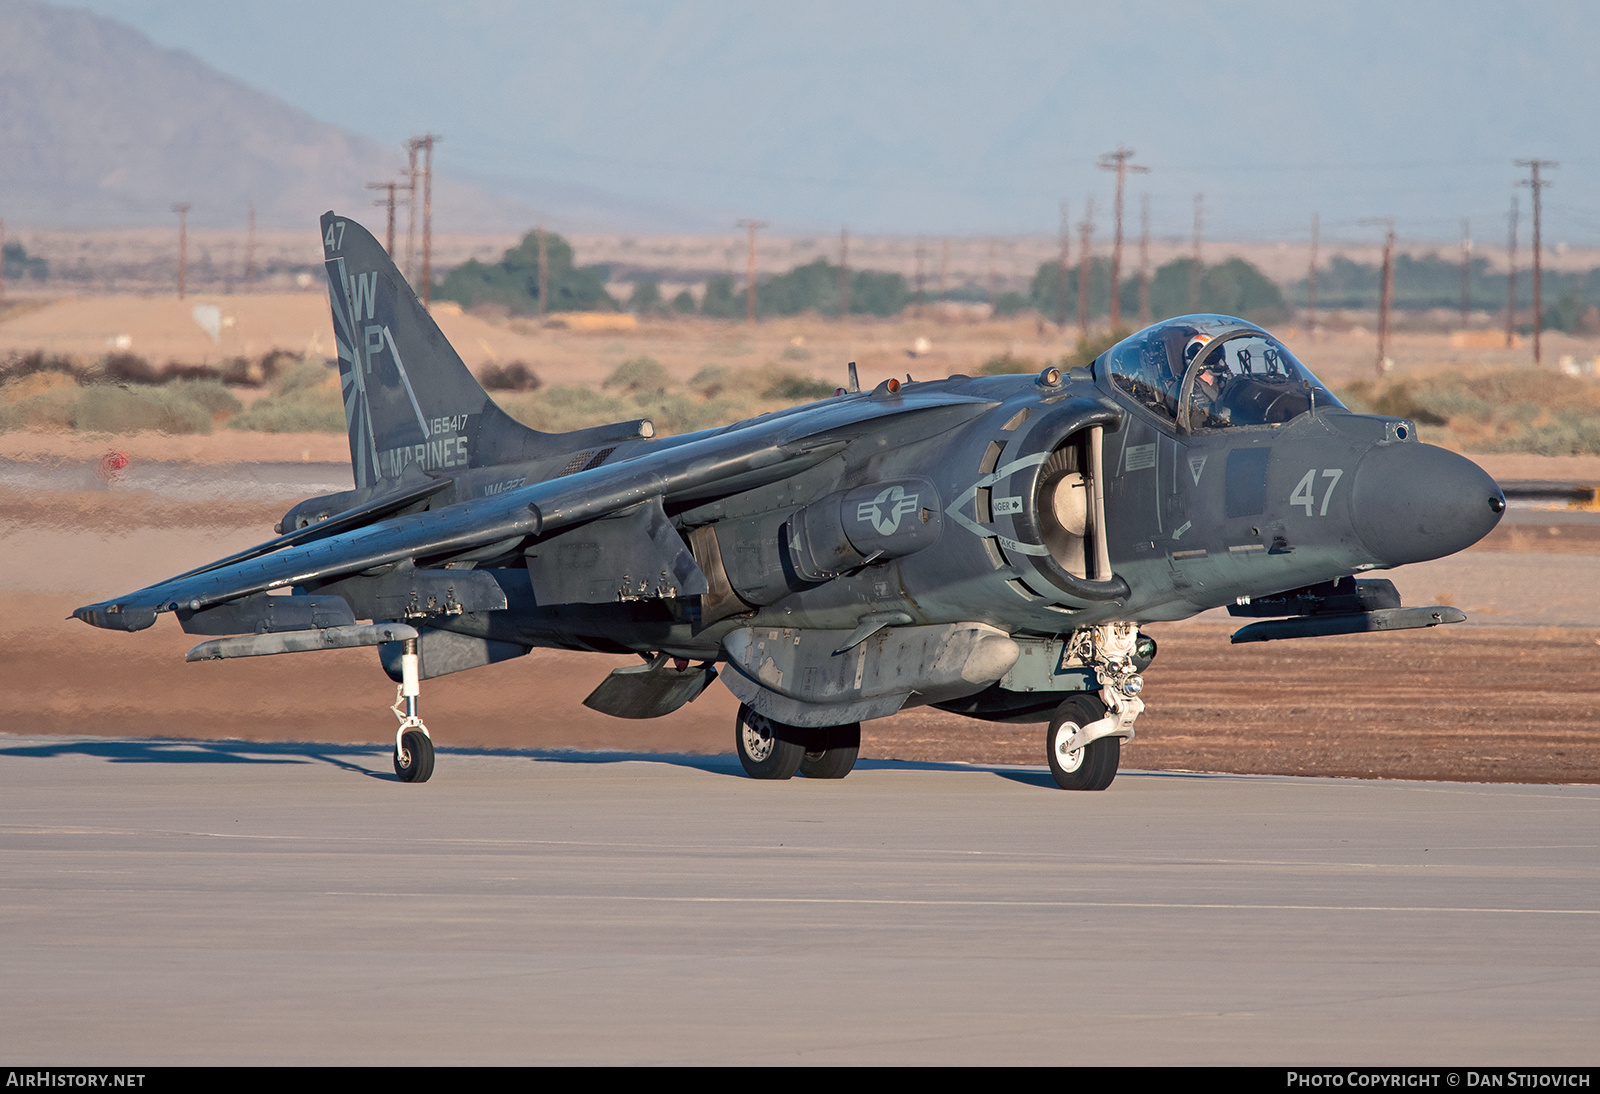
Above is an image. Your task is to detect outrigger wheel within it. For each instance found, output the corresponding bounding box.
[391,636,434,783]
[1046,693,1120,791]
[394,728,434,783]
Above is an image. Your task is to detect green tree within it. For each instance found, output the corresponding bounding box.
[1033,255,1285,327]
[434,230,616,314]
[3,242,48,281]
[700,276,743,319]
[628,278,664,315]
[752,259,910,318]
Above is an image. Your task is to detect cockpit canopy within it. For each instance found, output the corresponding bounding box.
[1100,315,1342,432]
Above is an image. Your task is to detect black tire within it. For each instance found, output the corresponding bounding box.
[734,704,805,780]
[1046,694,1119,791]
[394,729,435,783]
[799,723,861,779]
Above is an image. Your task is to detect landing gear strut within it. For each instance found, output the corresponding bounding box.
[391,637,434,783]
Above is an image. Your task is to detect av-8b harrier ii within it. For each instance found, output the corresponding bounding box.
[75,212,1505,788]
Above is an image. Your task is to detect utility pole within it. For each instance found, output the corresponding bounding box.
[736,219,767,323]
[245,202,257,290]
[838,226,850,318]
[914,239,926,316]
[172,203,191,300]
[1307,213,1319,338]
[536,223,549,317]
[1505,194,1519,349]
[1097,146,1148,330]
[1077,198,1095,338]
[1459,218,1472,329]
[1190,193,1204,312]
[1055,201,1070,328]
[403,140,419,282]
[984,239,997,311]
[418,134,441,304]
[1361,218,1396,376]
[1,218,6,304]
[367,182,401,256]
[938,238,949,300]
[1517,158,1558,364]
[1138,194,1151,327]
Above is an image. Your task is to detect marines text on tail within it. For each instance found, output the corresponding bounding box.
[75,212,1506,787]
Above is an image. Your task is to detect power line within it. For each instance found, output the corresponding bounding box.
[1098,146,1148,331]
[366,181,402,257]
[172,203,191,300]
[245,201,257,290]
[1189,194,1203,312]
[1306,212,1319,338]
[1360,217,1396,376]
[1137,193,1151,328]
[1505,194,1519,349]
[412,133,443,305]
[838,226,850,318]
[1056,200,1070,329]
[736,219,768,323]
[1076,198,1094,338]
[1516,158,1558,364]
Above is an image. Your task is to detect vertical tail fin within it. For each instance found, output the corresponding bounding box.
[321,211,531,488]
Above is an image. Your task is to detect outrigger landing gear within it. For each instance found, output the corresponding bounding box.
[391,637,434,783]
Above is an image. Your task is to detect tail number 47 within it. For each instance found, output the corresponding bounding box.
[1291,469,1344,516]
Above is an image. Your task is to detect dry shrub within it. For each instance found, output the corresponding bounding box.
[480,361,542,392]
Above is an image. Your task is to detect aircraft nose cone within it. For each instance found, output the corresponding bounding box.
[1350,443,1504,567]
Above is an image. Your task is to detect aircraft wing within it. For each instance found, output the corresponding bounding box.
[74,389,995,632]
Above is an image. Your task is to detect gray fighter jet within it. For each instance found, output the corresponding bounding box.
[74,212,1506,788]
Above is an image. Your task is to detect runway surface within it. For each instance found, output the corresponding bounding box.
[2,735,1595,1065]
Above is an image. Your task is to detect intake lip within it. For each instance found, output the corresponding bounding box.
[1349,443,1504,567]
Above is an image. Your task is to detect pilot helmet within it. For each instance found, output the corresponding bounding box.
[1182,333,1214,367]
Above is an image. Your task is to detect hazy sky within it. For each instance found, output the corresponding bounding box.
[63,0,1600,243]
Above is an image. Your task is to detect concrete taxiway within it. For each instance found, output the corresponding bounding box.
[1,736,1595,1065]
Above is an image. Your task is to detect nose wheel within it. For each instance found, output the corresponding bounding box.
[391,637,434,783]
[1046,694,1120,791]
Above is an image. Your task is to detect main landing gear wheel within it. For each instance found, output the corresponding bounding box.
[1046,694,1119,791]
[394,728,434,783]
[735,704,805,780]
[799,722,861,779]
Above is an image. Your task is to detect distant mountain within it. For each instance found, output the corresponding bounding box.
[0,0,703,232]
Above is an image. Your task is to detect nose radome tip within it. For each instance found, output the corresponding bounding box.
[1350,445,1503,567]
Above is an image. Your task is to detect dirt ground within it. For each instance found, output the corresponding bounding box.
[3,443,1598,784]
[6,586,1596,784]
